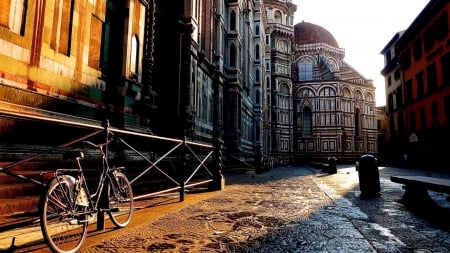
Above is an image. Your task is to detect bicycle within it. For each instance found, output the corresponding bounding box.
[38,125,134,253]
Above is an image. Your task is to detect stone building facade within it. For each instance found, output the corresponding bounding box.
[0,0,377,165]
[381,0,450,168]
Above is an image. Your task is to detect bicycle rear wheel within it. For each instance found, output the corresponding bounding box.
[108,172,134,227]
[39,176,88,253]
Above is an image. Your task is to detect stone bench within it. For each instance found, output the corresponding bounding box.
[309,161,337,174]
[390,175,450,204]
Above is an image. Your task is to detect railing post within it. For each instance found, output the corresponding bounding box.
[96,119,110,231]
[209,138,225,190]
[179,138,186,201]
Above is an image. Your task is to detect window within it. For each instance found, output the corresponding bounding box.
[303,107,312,136]
[394,68,401,81]
[129,35,139,77]
[51,0,74,56]
[405,79,413,104]
[0,0,26,35]
[385,50,391,64]
[427,63,438,92]
[298,62,313,81]
[255,24,260,36]
[409,111,416,131]
[89,15,103,69]
[413,37,422,61]
[396,86,403,107]
[230,10,236,30]
[402,49,411,69]
[445,96,450,123]
[420,107,425,129]
[388,93,394,112]
[255,44,260,60]
[229,43,236,67]
[434,12,448,41]
[432,102,438,120]
[274,10,282,24]
[255,68,260,82]
[355,108,362,137]
[416,72,424,98]
[441,52,450,87]
[423,26,434,52]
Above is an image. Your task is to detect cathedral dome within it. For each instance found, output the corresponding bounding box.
[294,21,339,48]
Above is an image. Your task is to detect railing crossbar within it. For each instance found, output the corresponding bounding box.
[128,142,183,185]
[184,149,214,185]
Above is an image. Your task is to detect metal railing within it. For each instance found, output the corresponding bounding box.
[0,104,223,213]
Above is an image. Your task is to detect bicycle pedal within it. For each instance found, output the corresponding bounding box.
[68,219,87,225]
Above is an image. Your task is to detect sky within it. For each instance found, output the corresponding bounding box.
[292,0,430,106]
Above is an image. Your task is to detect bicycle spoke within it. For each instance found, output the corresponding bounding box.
[40,176,88,253]
[108,172,134,228]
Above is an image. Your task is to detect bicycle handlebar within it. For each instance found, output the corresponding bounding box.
[82,135,113,149]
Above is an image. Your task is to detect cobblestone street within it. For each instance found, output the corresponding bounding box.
[80,164,450,253]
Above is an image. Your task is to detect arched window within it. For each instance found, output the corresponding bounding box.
[255,44,260,60]
[303,107,312,136]
[130,35,139,77]
[255,68,260,82]
[255,24,260,35]
[274,10,282,24]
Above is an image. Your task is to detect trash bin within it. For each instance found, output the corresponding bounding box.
[357,154,380,198]
[327,157,337,174]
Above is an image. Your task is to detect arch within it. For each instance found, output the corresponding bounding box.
[318,86,336,96]
[342,87,352,98]
[294,87,315,98]
[274,10,282,24]
[327,57,339,71]
[365,92,374,102]
[279,83,290,94]
[354,90,363,100]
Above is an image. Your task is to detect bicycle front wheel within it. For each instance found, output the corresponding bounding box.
[39,176,88,253]
[108,171,134,227]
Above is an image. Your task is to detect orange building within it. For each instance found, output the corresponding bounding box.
[396,0,450,168]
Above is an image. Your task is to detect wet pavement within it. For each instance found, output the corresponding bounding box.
[3,164,450,252]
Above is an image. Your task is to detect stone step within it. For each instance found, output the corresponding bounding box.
[0,197,40,227]
[0,183,41,199]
